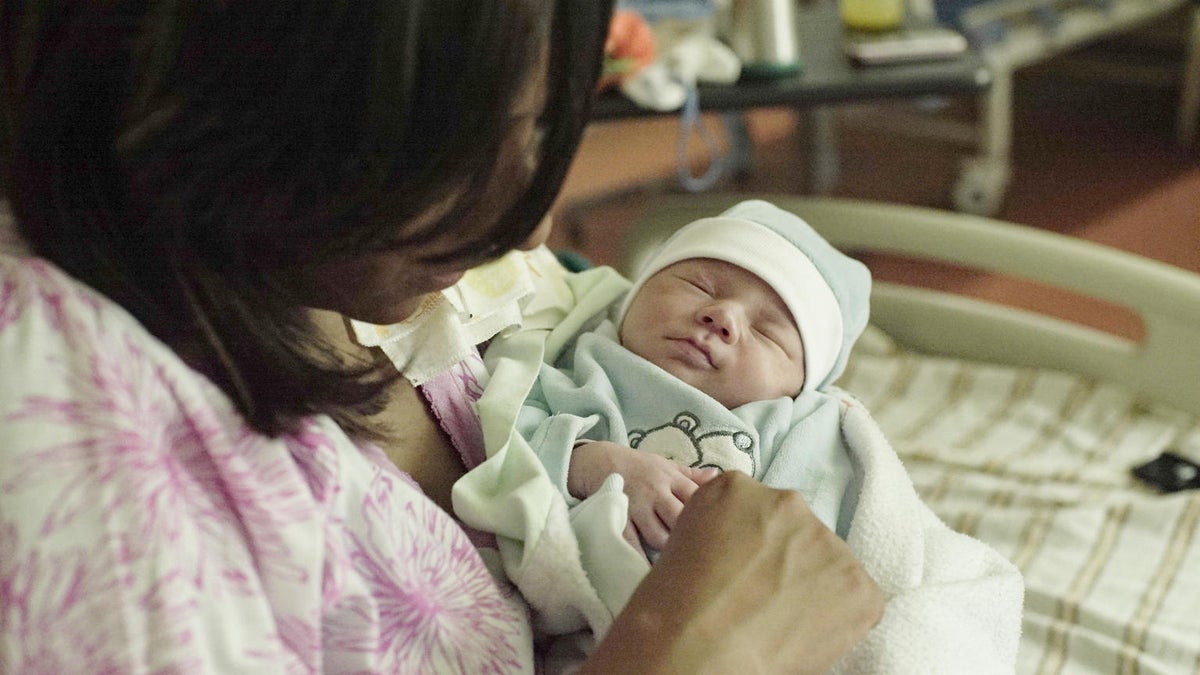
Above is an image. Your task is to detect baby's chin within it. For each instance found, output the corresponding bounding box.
[637,348,800,408]
[706,381,806,410]
[661,368,752,409]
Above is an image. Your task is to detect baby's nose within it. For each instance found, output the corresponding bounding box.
[699,304,741,342]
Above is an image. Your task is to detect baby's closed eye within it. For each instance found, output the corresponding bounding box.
[681,274,713,295]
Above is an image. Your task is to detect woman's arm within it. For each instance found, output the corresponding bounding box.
[583,471,884,674]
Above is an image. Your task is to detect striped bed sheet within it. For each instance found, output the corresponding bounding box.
[838,326,1200,675]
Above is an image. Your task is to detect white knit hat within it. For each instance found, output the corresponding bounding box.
[619,200,871,393]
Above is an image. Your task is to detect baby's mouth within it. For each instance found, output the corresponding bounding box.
[673,337,714,368]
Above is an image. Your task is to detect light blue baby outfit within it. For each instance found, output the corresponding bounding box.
[453,203,1024,672]
[520,199,872,540]
[519,320,859,538]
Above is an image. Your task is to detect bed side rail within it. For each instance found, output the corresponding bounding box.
[622,194,1200,414]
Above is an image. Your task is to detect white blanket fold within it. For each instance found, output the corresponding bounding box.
[832,396,1024,674]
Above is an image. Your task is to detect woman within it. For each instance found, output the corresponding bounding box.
[0,1,882,671]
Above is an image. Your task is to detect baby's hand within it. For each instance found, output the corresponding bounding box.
[569,440,720,550]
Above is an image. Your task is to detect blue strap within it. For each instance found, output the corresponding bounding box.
[675,85,727,193]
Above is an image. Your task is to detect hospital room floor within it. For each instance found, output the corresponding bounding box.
[551,52,1200,343]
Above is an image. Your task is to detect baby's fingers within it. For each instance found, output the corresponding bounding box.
[654,494,686,534]
[631,505,672,551]
[672,466,721,503]
[621,521,646,558]
[688,465,721,485]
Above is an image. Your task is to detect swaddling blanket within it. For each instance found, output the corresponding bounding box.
[518,328,858,539]
[451,265,1023,673]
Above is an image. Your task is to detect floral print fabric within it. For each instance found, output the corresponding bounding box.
[0,254,534,673]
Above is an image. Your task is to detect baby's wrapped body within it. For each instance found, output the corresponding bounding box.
[453,200,1024,673]
[521,325,857,545]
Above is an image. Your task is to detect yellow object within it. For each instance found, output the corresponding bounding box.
[839,0,905,31]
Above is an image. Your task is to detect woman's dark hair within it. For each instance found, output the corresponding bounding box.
[0,0,612,436]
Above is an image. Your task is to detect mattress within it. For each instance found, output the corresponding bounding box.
[839,326,1200,674]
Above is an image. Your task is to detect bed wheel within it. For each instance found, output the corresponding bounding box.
[952,157,1010,216]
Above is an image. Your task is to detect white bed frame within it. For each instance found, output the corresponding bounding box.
[621,194,1200,415]
[833,0,1197,215]
[945,0,1194,214]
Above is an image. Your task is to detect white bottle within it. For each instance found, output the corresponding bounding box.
[723,0,802,77]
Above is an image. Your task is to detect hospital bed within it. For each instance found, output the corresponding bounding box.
[621,194,1200,674]
[849,0,1197,215]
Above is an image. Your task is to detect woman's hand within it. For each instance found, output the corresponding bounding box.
[568,440,720,550]
[583,471,884,674]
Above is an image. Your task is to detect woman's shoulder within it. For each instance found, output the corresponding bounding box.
[0,254,540,671]
[0,252,184,386]
[1,250,126,320]
[0,252,360,472]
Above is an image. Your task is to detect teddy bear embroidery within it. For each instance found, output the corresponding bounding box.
[628,412,756,477]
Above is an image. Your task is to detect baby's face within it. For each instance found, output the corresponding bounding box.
[619,259,806,409]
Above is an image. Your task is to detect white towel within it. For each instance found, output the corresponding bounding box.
[831,389,1024,674]
[349,247,564,386]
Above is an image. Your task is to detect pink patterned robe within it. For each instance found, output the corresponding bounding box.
[0,253,536,673]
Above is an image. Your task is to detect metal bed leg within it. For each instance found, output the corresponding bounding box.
[953,65,1012,216]
[1177,2,1200,146]
[801,107,842,194]
[721,112,754,179]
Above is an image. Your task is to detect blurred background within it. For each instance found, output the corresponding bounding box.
[547,2,1200,339]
